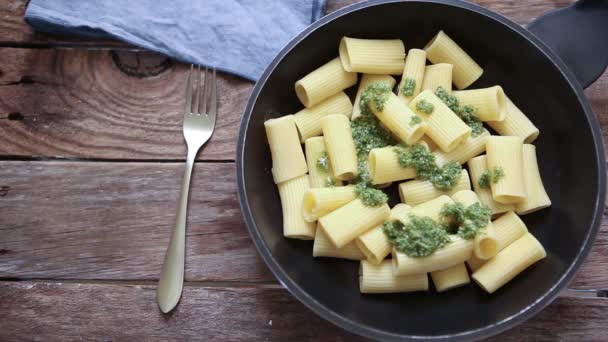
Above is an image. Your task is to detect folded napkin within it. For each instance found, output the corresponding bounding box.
[25,0,328,81]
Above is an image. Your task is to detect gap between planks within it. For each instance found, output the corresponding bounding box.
[0,278,604,298]
[0,155,235,163]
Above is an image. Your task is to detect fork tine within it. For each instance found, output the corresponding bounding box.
[193,65,202,115]
[208,68,217,119]
[201,67,209,115]
[184,65,194,114]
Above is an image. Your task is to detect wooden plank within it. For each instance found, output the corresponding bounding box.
[0,281,606,341]
[0,160,606,289]
[0,161,273,282]
[0,49,251,160]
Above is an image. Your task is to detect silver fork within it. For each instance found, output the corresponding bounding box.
[157,65,217,313]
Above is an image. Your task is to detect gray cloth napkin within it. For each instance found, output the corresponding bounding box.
[25,0,328,81]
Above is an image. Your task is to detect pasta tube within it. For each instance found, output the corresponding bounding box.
[472,233,546,293]
[294,92,353,142]
[452,86,507,121]
[424,30,483,89]
[295,57,357,107]
[278,174,315,239]
[304,137,342,188]
[397,49,427,104]
[451,190,498,260]
[398,169,471,206]
[370,92,428,144]
[302,185,356,222]
[319,199,390,248]
[265,115,308,184]
[392,235,474,276]
[321,114,358,181]
[352,74,396,120]
[485,136,526,204]
[486,96,539,143]
[430,263,470,292]
[467,211,529,271]
[368,146,416,185]
[516,144,551,215]
[433,129,490,167]
[355,203,411,264]
[313,226,365,260]
[421,63,453,94]
[409,90,471,152]
[467,155,515,215]
[339,37,405,74]
[360,260,428,294]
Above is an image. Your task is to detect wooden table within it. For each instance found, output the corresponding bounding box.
[1,0,606,340]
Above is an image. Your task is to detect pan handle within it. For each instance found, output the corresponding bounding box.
[527,0,608,89]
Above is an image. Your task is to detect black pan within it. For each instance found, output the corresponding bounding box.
[237,1,608,340]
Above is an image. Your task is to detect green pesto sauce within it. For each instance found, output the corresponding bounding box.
[355,182,388,207]
[401,78,416,97]
[316,152,330,173]
[440,202,492,239]
[409,115,422,126]
[479,166,505,188]
[360,81,392,116]
[351,116,396,157]
[435,86,484,137]
[415,99,434,114]
[383,216,450,257]
[394,144,463,191]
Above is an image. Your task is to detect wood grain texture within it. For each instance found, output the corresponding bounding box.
[0,49,251,160]
[0,161,272,282]
[0,281,606,341]
[0,160,606,289]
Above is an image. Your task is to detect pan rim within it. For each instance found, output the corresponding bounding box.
[236,0,607,340]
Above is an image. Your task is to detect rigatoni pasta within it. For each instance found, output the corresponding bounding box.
[487,96,539,143]
[486,136,526,204]
[356,204,411,264]
[399,169,471,206]
[421,63,453,93]
[302,185,356,222]
[295,57,358,107]
[409,90,471,152]
[393,236,474,276]
[467,211,529,271]
[352,74,396,120]
[472,233,546,293]
[516,144,551,214]
[368,146,416,185]
[321,114,358,181]
[304,137,342,188]
[339,37,405,74]
[434,129,490,167]
[360,260,428,294]
[452,86,507,121]
[397,49,427,104]
[467,155,515,215]
[430,263,470,292]
[265,31,550,297]
[424,30,483,89]
[277,174,315,239]
[265,115,308,184]
[369,92,428,144]
[313,226,365,260]
[294,92,353,142]
[319,198,390,248]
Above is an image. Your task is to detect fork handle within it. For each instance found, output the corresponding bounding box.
[157,147,197,313]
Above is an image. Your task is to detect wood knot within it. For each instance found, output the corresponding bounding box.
[0,186,9,196]
[110,50,173,78]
